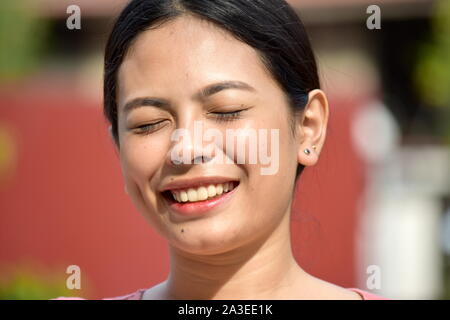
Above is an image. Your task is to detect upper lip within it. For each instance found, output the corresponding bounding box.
[159,176,239,192]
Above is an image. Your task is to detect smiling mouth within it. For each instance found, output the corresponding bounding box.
[161,181,239,204]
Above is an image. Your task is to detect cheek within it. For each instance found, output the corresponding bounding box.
[119,136,168,182]
[244,115,297,218]
[244,109,296,178]
[118,137,172,237]
[243,173,294,242]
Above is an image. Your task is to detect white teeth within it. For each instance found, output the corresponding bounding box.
[215,183,223,195]
[207,185,216,198]
[170,182,236,203]
[180,191,188,202]
[187,188,198,202]
[197,187,208,201]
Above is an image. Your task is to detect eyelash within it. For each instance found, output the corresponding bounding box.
[210,109,245,122]
[134,107,249,135]
[135,120,167,135]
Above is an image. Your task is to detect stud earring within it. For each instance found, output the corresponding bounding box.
[304,148,311,155]
[312,145,317,150]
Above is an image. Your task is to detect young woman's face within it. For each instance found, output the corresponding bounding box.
[115,16,302,255]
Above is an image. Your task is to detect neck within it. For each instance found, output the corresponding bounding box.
[163,210,307,300]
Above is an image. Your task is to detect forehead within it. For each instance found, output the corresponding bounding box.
[117,15,278,105]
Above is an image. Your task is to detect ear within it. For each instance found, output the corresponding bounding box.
[108,125,120,156]
[296,89,329,167]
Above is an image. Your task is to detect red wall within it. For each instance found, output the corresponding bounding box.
[0,88,366,299]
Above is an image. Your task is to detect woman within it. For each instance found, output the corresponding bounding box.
[56,0,386,300]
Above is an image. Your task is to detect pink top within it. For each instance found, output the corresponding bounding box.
[52,287,388,300]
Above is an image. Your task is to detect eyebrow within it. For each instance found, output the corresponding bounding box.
[122,80,256,114]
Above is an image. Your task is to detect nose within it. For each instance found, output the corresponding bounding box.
[171,154,213,166]
[164,120,218,168]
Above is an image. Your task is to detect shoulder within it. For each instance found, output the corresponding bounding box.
[292,273,368,300]
[346,288,390,300]
[51,288,146,300]
[299,274,387,300]
[103,288,146,300]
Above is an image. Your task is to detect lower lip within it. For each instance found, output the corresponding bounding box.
[164,184,238,217]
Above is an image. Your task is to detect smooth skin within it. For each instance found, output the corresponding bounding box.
[111,15,361,300]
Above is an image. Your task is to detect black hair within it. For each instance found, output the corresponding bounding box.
[104,0,320,180]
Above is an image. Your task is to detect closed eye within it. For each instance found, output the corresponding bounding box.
[134,120,168,135]
[209,106,251,122]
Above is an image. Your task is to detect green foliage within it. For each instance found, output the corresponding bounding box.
[415,0,450,108]
[0,263,78,300]
[0,0,49,82]
[415,0,450,144]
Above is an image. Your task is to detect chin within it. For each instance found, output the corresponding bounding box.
[166,221,249,256]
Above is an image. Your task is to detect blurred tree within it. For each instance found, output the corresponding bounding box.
[0,271,69,300]
[0,264,72,300]
[415,0,450,144]
[0,0,49,82]
[0,261,95,300]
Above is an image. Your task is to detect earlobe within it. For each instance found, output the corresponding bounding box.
[297,145,319,167]
[108,125,120,155]
[108,125,113,138]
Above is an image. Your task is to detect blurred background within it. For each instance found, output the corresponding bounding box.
[0,0,449,300]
